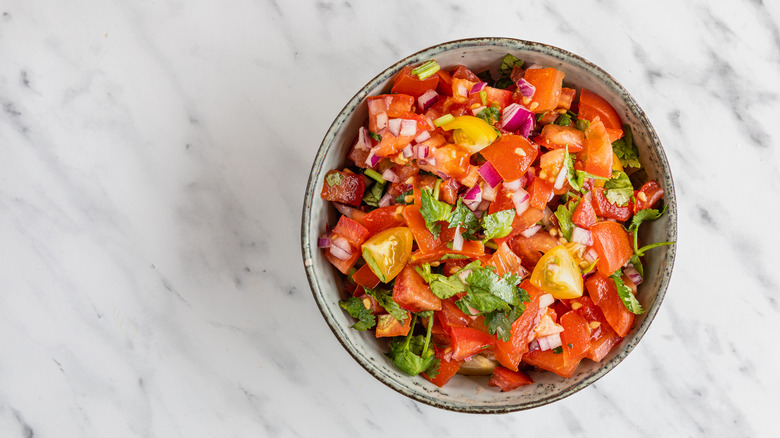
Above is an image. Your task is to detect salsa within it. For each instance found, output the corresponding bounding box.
[318,54,672,391]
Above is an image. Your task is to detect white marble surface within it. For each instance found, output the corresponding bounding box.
[1,0,778,436]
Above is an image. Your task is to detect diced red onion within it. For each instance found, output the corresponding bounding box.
[469,81,487,95]
[452,225,464,251]
[355,127,370,150]
[538,293,554,308]
[387,118,401,137]
[375,111,388,130]
[500,103,534,135]
[571,226,593,245]
[381,168,399,183]
[443,349,453,362]
[414,130,431,144]
[520,224,541,238]
[525,169,535,186]
[584,247,598,263]
[528,339,540,352]
[537,333,562,351]
[519,113,535,138]
[456,84,467,98]
[462,184,482,211]
[365,148,381,167]
[329,237,352,261]
[318,237,331,248]
[477,200,490,211]
[503,178,523,191]
[471,105,486,116]
[414,145,429,160]
[553,165,568,190]
[333,203,354,218]
[481,182,498,202]
[512,188,530,216]
[368,99,384,113]
[541,207,553,227]
[400,119,417,137]
[436,171,450,180]
[402,144,413,159]
[527,63,543,70]
[378,192,395,208]
[516,78,536,98]
[417,89,439,112]
[419,158,436,167]
[478,162,503,188]
[625,264,643,285]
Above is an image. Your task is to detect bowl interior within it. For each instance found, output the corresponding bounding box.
[302,38,676,413]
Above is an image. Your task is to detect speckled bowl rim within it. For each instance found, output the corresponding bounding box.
[301,37,677,413]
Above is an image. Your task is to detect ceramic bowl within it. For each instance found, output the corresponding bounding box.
[301,38,676,413]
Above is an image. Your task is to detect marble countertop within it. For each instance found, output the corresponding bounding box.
[2,0,778,436]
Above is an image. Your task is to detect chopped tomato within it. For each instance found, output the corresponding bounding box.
[437,297,471,330]
[585,272,635,337]
[494,206,545,247]
[320,170,365,207]
[488,366,534,391]
[391,65,440,98]
[560,311,591,361]
[508,231,560,269]
[451,65,481,82]
[523,68,565,113]
[423,345,463,387]
[533,307,563,338]
[522,348,580,378]
[583,118,613,179]
[534,124,585,152]
[484,86,513,110]
[528,177,554,210]
[429,144,477,179]
[333,215,371,245]
[569,296,622,361]
[634,181,665,213]
[375,312,412,338]
[451,78,476,103]
[436,69,453,96]
[572,194,598,229]
[375,131,417,157]
[367,94,415,132]
[450,326,496,361]
[351,263,381,290]
[578,89,622,130]
[486,241,526,277]
[392,265,442,312]
[355,205,406,236]
[590,221,633,275]
[587,325,623,362]
[401,205,441,253]
[592,187,632,221]
[557,88,576,110]
[408,239,485,265]
[479,134,539,182]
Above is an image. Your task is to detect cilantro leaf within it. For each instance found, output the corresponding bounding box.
[448,198,480,240]
[465,265,522,306]
[555,111,576,127]
[456,291,511,315]
[575,118,590,132]
[603,171,634,207]
[484,305,525,342]
[629,253,644,278]
[611,124,641,168]
[395,189,413,205]
[414,263,468,299]
[339,296,376,331]
[439,253,469,260]
[554,199,578,241]
[498,54,523,76]
[477,107,501,125]
[386,312,439,376]
[481,209,516,242]
[627,205,675,256]
[364,286,407,322]
[420,189,452,237]
[611,270,644,314]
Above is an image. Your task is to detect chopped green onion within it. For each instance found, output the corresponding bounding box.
[479,90,487,106]
[433,178,441,200]
[369,130,382,142]
[364,168,385,183]
[411,60,441,80]
[433,114,455,127]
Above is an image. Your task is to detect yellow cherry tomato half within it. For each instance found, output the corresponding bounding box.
[530,245,583,299]
[361,227,413,283]
[440,115,499,154]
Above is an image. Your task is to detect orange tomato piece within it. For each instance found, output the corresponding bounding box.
[479,134,539,182]
[578,89,622,130]
[590,220,633,275]
[523,68,565,113]
[585,272,635,337]
[583,118,613,179]
[392,264,442,312]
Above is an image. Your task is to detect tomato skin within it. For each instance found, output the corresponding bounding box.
[450,326,496,361]
[391,65,439,98]
[583,118,613,179]
[424,345,463,387]
[436,70,453,96]
[523,68,565,113]
[590,221,633,276]
[508,231,560,269]
[558,87,576,110]
[484,86,513,110]
[351,263,381,290]
[488,366,534,391]
[486,241,526,277]
[534,124,585,152]
[572,195,597,229]
[393,265,442,312]
[528,177,554,210]
[560,311,591,361]
[592,187,632,221]
[375,312,412,338]
[585,272,635,337]
[451,65,481,82]
[570,296,622,361]
[356,205,406,236]
[522,348,579,378]
[437,297,471,330]
[634,181,665,213]
[333,215,371,244]
[578,89,622,130]
[494,281,544,371]
[479,134,539,182]
[320,170,365,207]
[402,205,441,253]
